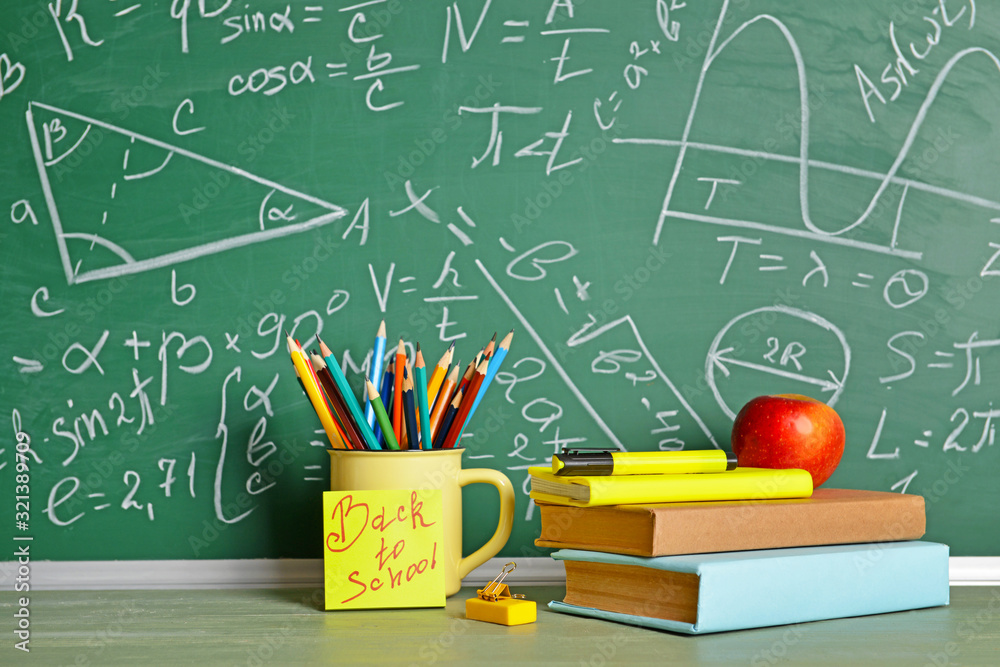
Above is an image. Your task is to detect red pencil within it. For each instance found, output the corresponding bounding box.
[392,338,405,444]
[310,352,366,450]
[454,354,479,399]
[433,388,464,449]
[441,357,488,449]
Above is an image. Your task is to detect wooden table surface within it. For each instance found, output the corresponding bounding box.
[3,585,999,665]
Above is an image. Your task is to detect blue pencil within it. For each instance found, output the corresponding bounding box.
[364,320,386,428]
[464,329,512,428]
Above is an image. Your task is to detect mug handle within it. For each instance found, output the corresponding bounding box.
[456,467,515,581]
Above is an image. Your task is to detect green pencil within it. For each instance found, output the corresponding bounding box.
[414,344,432,450]
[365,377,400,450]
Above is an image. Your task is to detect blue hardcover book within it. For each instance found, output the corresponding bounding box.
[549,541,949,634]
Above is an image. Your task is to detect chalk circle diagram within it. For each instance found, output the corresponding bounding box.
[705,305,851,420]
[25,101,348,286]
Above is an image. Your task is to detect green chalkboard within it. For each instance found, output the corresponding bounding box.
[2,1,998,561]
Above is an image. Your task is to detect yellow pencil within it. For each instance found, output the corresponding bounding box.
[286,336,346,449]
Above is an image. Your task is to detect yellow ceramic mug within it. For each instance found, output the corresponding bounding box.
[329,448,514,597]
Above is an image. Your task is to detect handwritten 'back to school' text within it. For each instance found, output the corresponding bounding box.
[323,489,444,610]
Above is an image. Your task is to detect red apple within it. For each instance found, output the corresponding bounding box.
[731,394,845,488]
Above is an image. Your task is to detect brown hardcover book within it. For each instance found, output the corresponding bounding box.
[535,488,925,557]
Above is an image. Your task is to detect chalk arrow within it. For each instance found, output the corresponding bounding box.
[13,356,43,374]
[709,349,843,393]
[709,346,736,377]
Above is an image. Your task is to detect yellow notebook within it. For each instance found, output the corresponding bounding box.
[528,466,813,507]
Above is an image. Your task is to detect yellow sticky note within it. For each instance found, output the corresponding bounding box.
[323,489,445,610]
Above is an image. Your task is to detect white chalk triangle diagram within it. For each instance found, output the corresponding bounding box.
[26,101,347,285]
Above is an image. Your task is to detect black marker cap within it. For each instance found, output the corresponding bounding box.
[553,450,614,476]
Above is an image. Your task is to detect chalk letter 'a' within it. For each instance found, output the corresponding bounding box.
[342,198,370,245]
[854,64,886,123]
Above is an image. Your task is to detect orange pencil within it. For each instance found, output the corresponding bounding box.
[429,364,460,442]
[425,342,453,409]
[441,357,488,449]
[483,332,497,360]
[392,338,405,444]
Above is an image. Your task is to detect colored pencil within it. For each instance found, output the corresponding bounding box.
[425,342,453,409]
[483,332,497,360]
[318,337,381,450]
[402,371,419,451]
[375,367,394,448]
[364,377,400,451]
[398,366,409,449]
[286,335,346,450]
[364,319,386,429]
[429,364,460,442]
[441,357,488,449]
[406,361,415,444]
[399,363,413,449]
[311,352,367,450]
[302,347,356,450]
[434,388,464,449]
[455,355,478,399]
[392,339,405,444]
[464,328,513,428]
[289,356,348,450]
[414,344,433,450]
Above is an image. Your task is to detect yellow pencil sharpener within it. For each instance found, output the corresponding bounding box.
[465,562,536,626]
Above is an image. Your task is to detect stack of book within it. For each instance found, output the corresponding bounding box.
[530,457,950,634]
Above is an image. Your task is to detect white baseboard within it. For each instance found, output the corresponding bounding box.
[949,558,1000,585]
[0,557,565,591]
[3,557,996,591]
